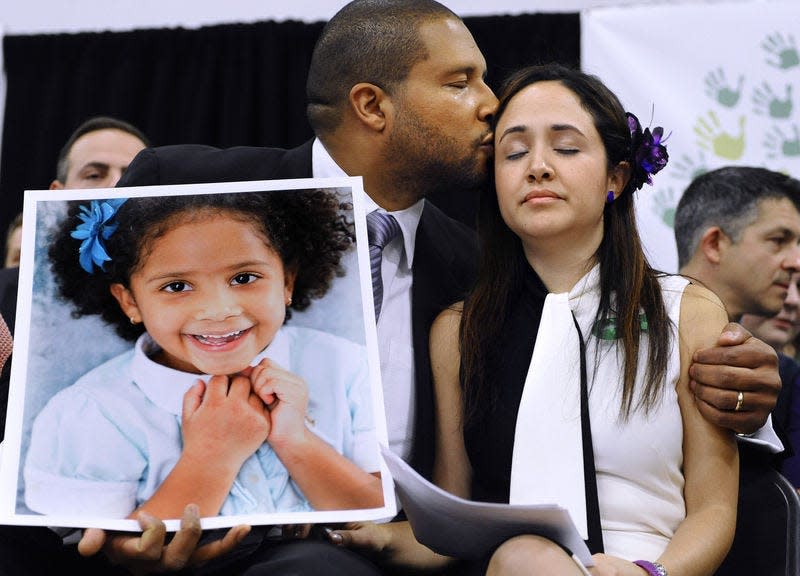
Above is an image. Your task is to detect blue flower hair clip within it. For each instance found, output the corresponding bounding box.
[626,112,669,191]
[70,198,128,273]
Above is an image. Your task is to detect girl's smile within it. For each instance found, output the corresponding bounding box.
[111,210,295,375]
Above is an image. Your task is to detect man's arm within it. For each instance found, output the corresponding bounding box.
[689,322,781,436]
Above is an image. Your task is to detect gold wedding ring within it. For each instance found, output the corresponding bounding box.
[734,391,744,412]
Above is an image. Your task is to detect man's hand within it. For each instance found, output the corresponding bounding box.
[77,504,250,575]
[689,322,780,434]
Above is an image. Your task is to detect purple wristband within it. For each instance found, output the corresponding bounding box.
[633,560,668,576]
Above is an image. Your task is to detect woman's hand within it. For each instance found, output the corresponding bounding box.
[589,554,650,575]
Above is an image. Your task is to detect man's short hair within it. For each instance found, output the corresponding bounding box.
[306,0,458,135]
[674,166,800,268]
[55,116,150,184]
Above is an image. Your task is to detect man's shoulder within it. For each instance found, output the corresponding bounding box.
[118,140,313,187]
[416,200,478,282]
[420,200,477,245]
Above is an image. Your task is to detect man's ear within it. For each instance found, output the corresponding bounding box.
[698,226,729,265]
[110,283,142,323]
[348,83,392,133]
[49,179,64,190]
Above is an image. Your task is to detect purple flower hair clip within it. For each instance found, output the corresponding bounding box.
[626,111,669,191]
[70,198,128,273]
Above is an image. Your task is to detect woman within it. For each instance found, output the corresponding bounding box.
[353,64,738,576]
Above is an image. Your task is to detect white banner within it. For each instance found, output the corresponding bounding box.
[582,0,800,273]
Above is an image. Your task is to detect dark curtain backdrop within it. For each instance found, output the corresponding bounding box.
[0,13,579,237]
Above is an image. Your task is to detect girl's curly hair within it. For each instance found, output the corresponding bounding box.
[49,189,354,341]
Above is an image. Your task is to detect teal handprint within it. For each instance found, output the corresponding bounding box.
[764,124,800,159]
[694,111,746,160]
[652,187,677,228]
[671,151,708,181]
[762,32,799,70]
[752,82,793,118]
[704,68,743,107]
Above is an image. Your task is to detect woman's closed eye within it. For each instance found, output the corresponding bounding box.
[504,149,528,161]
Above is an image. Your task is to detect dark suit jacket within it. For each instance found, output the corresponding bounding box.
[118,141,478,479]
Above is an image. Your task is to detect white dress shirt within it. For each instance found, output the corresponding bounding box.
[313,138,422,462]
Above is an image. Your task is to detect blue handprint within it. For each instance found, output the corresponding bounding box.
[652,187,677,228]
[752,82,793,118]
[764,124,800,159]
[671,151,709,181]
[704,68,743,108]
[762,32,799,70]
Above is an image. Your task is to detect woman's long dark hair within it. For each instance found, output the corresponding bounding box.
[461,63,670,423]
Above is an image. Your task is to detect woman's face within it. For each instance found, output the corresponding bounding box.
[493,81,623,251]
[111,212,294,375]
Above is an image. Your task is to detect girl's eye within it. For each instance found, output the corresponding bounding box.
[162,281,191,293]
[231,273,259,286]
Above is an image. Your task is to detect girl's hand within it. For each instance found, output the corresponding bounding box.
[181,374,270,471]
[249,358,310,450]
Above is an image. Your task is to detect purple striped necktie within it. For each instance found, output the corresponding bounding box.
[367,211,401,321]
[0,314,12,373]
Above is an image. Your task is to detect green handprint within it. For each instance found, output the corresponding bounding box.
[704,68,743,107]
[694,111,746,160]
[752,82,793,118]
[652,187,677,228]
[762,32,799,69]
[764,124,800,159]
[671,151,708,181]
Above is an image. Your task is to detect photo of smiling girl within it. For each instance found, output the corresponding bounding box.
[22,189,384,521]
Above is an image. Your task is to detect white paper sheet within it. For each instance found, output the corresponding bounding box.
[381,445,592,567]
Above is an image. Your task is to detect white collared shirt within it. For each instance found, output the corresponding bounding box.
[313,138,421,462]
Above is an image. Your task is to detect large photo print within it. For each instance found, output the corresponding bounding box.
[0,177,395,531]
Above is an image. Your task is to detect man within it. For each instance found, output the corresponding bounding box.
[675,165,800,575]
[741,272,800,354]
[0,116,148,576]
[49,116,150,190]
[79,2,781,574]
[740,273,800,489]
[676,165,800,437]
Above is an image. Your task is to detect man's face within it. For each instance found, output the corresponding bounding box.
[384,17,497,200]
[50,128,146,190]
[740,272,800,351]
[718,197,800,319]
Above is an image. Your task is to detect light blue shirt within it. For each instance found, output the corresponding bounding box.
[24,325,378,518]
